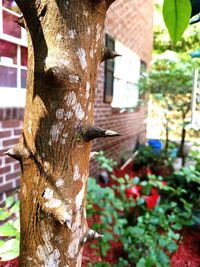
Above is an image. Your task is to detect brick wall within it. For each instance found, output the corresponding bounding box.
[0,0,153,201]
[0,109,24,203]
[90,0,154,175]
[106,0,154,65]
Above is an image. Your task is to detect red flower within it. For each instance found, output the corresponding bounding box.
[125,185,141,198]
[144,189,160,210]
[161,181,167,186]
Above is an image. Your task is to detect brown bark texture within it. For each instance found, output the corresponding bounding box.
[7,0,117,266]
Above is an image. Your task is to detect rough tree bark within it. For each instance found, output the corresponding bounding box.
[5,0,119,266]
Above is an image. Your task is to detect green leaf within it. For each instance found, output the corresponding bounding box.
[5,196,15,209]
[15,231,20,241]
[0,222,18,237]
[118,178,125,184]
[94,262,111,267]
[167,242,178,252]
[100,215,107,224]
[89,244,97,249]
[170,202,177,208]
[13,217,20,232]
[137,197,145,205]
[103,232,113,241]
[133,176,140,185]
[0,238,19,261]
[101,243,111,257]
[136,258,146,267]
[159,237,168,248]
[106,214,113,224]
[172,223,182,230]
[163,0,192,44]
[128,226,145,236]
[10,201,20,214]
[113,225,121,236]
[158,249,170,265]
[140,181,147,186]
[0,209,11,220]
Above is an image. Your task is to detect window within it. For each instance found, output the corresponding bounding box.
[0,0,27,107]
[140,60,147,75]
[2,0,21,14]
[3,10,21,38]
[0,0,26,42]
[104,35,142,108]
[104,34,115,103]
[0,39,27,89]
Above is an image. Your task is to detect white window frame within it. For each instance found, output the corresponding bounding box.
[111,41,141,109]
[0,0,27,107]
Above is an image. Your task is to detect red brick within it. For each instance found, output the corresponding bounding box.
[6,190,17,198]
[0,193,4,202]
[18,109,24,119]
[2,120,20,128]
[0,130,12,138]
[14,129,22,135]
[6,171,21,181]
[5,108,12,119]
[0,109,4,120]
[14,163,20,171]
[0,165,11,174]
[0,148,8,156]
[12,108,17,119]
[0,182,13,193]
[3,138,19,147]
[5,157,17,164]
[15,178,20,187]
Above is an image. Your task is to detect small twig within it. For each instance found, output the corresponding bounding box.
[120,151,139,170]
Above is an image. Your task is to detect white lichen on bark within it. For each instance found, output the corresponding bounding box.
[55,178,64,188]
[77,48,87,70]
[56,109,65,120]
[75,185,85,211]
[85,82,90,99]
[73,164,80,181]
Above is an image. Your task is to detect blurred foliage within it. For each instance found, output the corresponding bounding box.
[138,55,196,155]
[154,24,200,55]
[86,152,200,267]
[0,196,20,261]
[96,151,117,173]
[139,55,194,96]
[1,151,200,266]
[132,143,177,176]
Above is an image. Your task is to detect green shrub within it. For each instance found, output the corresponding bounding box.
[0,196,20,261]
[86,152,200,266]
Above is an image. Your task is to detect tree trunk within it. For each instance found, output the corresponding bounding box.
[178,111,187,166]
[6,0,118,266]
[179,126,186,166]
[164,118,169,152]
